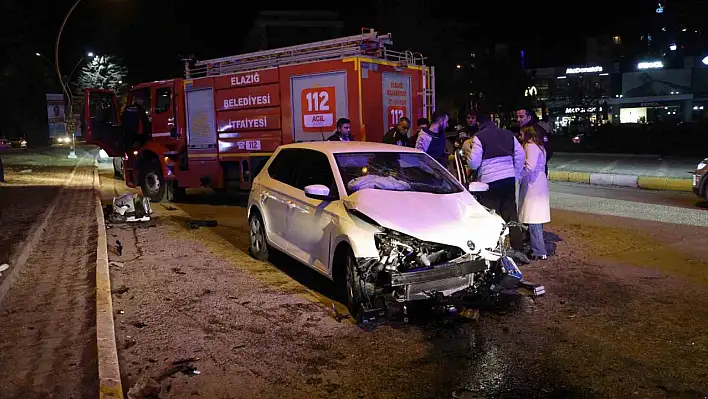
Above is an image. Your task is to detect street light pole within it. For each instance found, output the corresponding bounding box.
[55,0,83,159]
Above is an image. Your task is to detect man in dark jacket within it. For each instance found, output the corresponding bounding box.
[383,117,410,146]
[415,111,449,166]
[327,118,353,141]
[463,112,529,264]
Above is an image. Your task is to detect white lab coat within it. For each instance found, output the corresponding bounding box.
[518,141,551,224]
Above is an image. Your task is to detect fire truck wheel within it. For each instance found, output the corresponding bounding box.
[248,212,270,261]
[140,159,166,202]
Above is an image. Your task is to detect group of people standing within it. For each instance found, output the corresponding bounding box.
[325,109,551,265]
[461,108,552,264]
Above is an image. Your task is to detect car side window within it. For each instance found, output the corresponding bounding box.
[267,149,299,186]
[294,149,338,197]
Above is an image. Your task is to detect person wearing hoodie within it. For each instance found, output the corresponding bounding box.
[415,111,449,167]
[462,111,529,264]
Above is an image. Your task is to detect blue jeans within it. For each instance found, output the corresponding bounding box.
[528,223,546,257]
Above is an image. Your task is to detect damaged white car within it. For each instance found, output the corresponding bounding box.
[247,142,531,321]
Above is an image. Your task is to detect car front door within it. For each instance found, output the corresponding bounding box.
[286,149,340,274]
[259,148,301,251]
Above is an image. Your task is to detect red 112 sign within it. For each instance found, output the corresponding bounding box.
[301,86,336,132]
[388,106,406,126]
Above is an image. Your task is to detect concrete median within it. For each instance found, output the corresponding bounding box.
[549,170,693,192]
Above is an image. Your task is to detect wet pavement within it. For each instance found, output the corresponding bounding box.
[95,162,708,398]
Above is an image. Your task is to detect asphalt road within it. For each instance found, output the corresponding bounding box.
[3,152,706,398]
[93,164,708,398]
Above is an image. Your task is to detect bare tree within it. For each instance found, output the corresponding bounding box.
[72,55,127,96]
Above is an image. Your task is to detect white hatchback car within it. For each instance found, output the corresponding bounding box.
[247,141,520,319]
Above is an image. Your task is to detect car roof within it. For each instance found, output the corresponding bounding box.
[279,141,423,155]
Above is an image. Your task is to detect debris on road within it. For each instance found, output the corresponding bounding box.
[111,285,129,295]
[109,261,125,268]
[459,308,480,321]
[105,193,153,224]
[127,375,161,399]
[108,239,123,257]
[332,303,350,323]
[186,219,218,230]
[162,205,178,211]
[172,357,200,366]
[171,267,187,275]
[132,321,147,328]
[0,263,9,276]
[19,169,32,174]
[157,361,202,380]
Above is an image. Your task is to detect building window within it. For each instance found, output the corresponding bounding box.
[155,87,171,114]
[613,36,621,45]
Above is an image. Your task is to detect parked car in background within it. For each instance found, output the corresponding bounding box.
[247,141,523,320]
[693,157,708,202]
[8,137,27,148]
[54,136,71,145]
[0,137,8,150]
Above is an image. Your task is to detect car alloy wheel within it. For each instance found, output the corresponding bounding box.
[249,214,270,261]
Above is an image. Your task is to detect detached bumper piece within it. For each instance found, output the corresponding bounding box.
[390,260,487,302]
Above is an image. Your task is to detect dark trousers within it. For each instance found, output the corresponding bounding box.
[0,155,4,182]
[476,177,523,251]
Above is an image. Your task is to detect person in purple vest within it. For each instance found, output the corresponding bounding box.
[462,110,530,264]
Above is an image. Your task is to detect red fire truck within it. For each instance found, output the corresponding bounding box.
[84,29,436,201]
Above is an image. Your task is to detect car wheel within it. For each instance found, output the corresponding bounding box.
[248,213,270,261]
[344,250,364,321]
[140,159,165,202]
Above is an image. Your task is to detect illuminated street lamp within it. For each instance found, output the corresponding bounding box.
[55,0,84,159]
[703,55,708,66]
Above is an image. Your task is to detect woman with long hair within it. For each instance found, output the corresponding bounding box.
[518,125,551,260]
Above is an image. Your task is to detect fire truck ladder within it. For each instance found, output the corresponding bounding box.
[408,52,436,120]
[189,29,416,78]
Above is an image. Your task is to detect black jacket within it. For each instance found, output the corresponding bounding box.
[382,127,408,146]
[326,131,353,141]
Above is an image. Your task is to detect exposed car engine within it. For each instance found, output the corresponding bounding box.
[374,229,466,273]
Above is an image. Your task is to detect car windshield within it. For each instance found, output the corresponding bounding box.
[334,152,463,195]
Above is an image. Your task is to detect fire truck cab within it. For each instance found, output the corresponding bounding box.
[84,29,436,202]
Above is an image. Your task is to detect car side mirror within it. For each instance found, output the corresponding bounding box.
[304,184,336,201]
[468,182,489,193]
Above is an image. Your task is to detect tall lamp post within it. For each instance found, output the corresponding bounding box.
[55,0,83,159]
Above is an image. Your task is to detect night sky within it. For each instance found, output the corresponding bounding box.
[16,0,667,83]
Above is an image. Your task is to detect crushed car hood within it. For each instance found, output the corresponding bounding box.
[344,189,506,254]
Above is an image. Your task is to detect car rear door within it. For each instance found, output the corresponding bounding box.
[84,89,123,156]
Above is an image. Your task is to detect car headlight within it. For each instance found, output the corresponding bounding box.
[374,229,464,272]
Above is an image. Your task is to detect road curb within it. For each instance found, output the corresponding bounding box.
[549,171,693,192]
[93,161,124,399]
